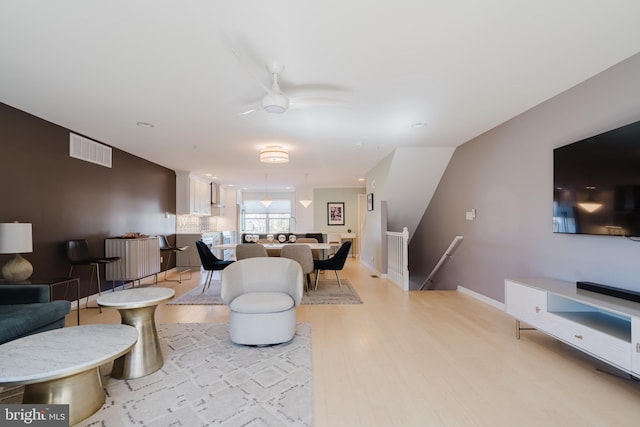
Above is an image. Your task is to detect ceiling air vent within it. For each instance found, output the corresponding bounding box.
[69,133,112,168]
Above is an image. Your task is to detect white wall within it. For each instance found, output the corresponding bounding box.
[361,147,455,273]
[384,147,455,237]
[361,153,393,273]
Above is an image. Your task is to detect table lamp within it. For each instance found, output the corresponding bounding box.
[0,222,33,281]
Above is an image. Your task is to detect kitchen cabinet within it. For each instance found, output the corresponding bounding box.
[176,232,221,268]
[176,172,211,216]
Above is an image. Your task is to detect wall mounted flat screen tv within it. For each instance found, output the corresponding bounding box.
[553,119,640,237]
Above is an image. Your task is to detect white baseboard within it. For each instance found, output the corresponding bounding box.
[359,259,383,278]
[457,285,504,311]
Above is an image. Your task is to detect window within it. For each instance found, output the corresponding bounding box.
[242,199,292,234]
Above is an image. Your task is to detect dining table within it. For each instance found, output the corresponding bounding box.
[211,242,339,259]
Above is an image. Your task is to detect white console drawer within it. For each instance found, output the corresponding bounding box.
[505,280,547,329]
[632,318,640,376]
[546,313,631,370]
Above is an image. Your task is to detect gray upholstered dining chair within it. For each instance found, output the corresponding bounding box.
[280,244,314,292]
[294,237,321,260]
[235,243,268,260]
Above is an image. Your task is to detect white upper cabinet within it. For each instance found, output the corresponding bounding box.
[176,172,211,216]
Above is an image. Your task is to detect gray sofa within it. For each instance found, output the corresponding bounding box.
[0,284,71,344]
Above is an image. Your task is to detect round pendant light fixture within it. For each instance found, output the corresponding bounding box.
[261,173,272,208]
[299,173,312,208]
[260,145,289,163]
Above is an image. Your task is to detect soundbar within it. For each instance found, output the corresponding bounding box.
[576,281,640,304]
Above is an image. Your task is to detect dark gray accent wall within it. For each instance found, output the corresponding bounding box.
[409,53,640,300]
[0,102,175,299]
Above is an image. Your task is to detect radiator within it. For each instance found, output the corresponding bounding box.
[105,237,161,281]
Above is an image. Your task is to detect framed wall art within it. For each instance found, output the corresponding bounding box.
[367,193,374,211]
[327,202,345,226]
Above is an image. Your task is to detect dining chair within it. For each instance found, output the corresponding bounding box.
[158,235,192,283]
[280,244,314,293]
[66,239,123,309]
[235,243,269,260]
[313,240,352,289]
[327,233,342,256]
[195,240,234,293]
[295,237,321,260]
[256,239,280,256]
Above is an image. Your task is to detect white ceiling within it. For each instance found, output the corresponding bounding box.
[2,1,640,192]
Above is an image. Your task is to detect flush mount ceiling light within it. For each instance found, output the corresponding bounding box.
[260,145,289,163]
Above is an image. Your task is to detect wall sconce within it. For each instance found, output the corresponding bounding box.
[0,222,34,281]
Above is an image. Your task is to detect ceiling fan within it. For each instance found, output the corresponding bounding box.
[238,60,350,115]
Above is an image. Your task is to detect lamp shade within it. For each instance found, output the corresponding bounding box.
[260,145,289,163]
[0,223,33,254]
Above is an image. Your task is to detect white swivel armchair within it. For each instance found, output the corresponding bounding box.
[221,257,303,345]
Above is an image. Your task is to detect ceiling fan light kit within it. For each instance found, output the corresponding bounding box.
[260,145,289,163]
[262,92,289,114]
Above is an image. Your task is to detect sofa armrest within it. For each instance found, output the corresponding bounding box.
[0,284,50,304]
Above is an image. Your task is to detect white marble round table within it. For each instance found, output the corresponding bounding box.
[97,287,175,379]
[0,324,138,425]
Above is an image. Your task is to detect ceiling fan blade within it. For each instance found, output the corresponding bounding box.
[229,46,277,96]
[239,105,261,115]
[278,82,351,94]
[288,97,351,109]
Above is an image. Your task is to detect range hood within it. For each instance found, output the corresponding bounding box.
[210,182,224,208]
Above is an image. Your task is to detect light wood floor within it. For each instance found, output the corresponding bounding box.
[73,259,640,426]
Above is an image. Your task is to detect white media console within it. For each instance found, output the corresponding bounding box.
[505,277,640,377]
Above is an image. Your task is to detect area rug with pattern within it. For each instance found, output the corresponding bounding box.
[168,279,363,305]
[1,323,313,427]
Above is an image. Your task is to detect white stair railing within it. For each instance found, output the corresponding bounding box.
[386,227,409,290]
[419,235,463,290]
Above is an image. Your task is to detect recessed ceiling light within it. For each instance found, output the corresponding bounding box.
[411,122,427,128]
[358,178,365,182]
[137,122,154,128]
